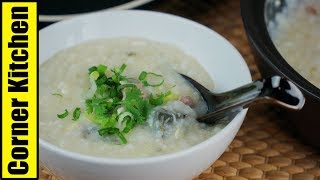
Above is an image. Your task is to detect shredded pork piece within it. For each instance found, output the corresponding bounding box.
[179,96,194,107]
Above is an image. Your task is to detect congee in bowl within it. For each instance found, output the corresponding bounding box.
[40,37,227,158]
[40,10,252,180]
[268,0,320,88]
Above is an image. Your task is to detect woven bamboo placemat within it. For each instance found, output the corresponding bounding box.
[40,0,320,179]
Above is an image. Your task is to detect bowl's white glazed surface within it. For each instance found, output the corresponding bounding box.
[39,10,252,180]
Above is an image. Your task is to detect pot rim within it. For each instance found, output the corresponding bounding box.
[240,0,320,101]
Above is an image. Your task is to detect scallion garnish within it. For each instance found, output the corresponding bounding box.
[149,91,172,106]
[57,109,69,119]
[138,71,164,87]
[52,93,63,97]
[59,63,175,144]
[72,107,81,121]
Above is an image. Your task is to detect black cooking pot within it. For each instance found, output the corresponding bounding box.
[241,0,320,148]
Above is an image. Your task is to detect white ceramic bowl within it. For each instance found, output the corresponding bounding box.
[39,10,252,180]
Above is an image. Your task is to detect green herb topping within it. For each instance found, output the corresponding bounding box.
[138,71,164,87]
[72,107,81,121]
[52,93,63,97]
[57,109,69,119]
[58,63,177,144]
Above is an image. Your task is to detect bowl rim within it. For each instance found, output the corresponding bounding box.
[240,0,320,101]
[39,10,252,164]
[39,0,155,22]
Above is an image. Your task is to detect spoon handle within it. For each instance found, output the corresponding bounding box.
[198,76,305,123]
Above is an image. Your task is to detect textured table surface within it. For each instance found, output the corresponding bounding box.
[40,0,320,179]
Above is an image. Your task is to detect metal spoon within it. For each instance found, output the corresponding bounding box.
[181,75,305,124]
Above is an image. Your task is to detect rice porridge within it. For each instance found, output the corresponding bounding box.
[268,0,320,88]
[40,38,226,158]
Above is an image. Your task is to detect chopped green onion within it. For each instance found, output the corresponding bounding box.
[138,71,147,81]
[59,63,174,144]
[123,118,135,133]
[149,91,172,106]
[116,84,136,92]
[97,64,107,75]
[57,109,69,119]
[86,74,98,99]
[111,64,127,83]
[98,127,119,136]
[163,92,178,103]
[119,64,127,74]
[138,71,164,87]
[88,66,97,75]
[90,71,100,80]
[96,84,109,96]
[117,132,127,144]
[72,107,81,121]
[117,112,133,130]
[52,93,63,97]
[98,127,127,144]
